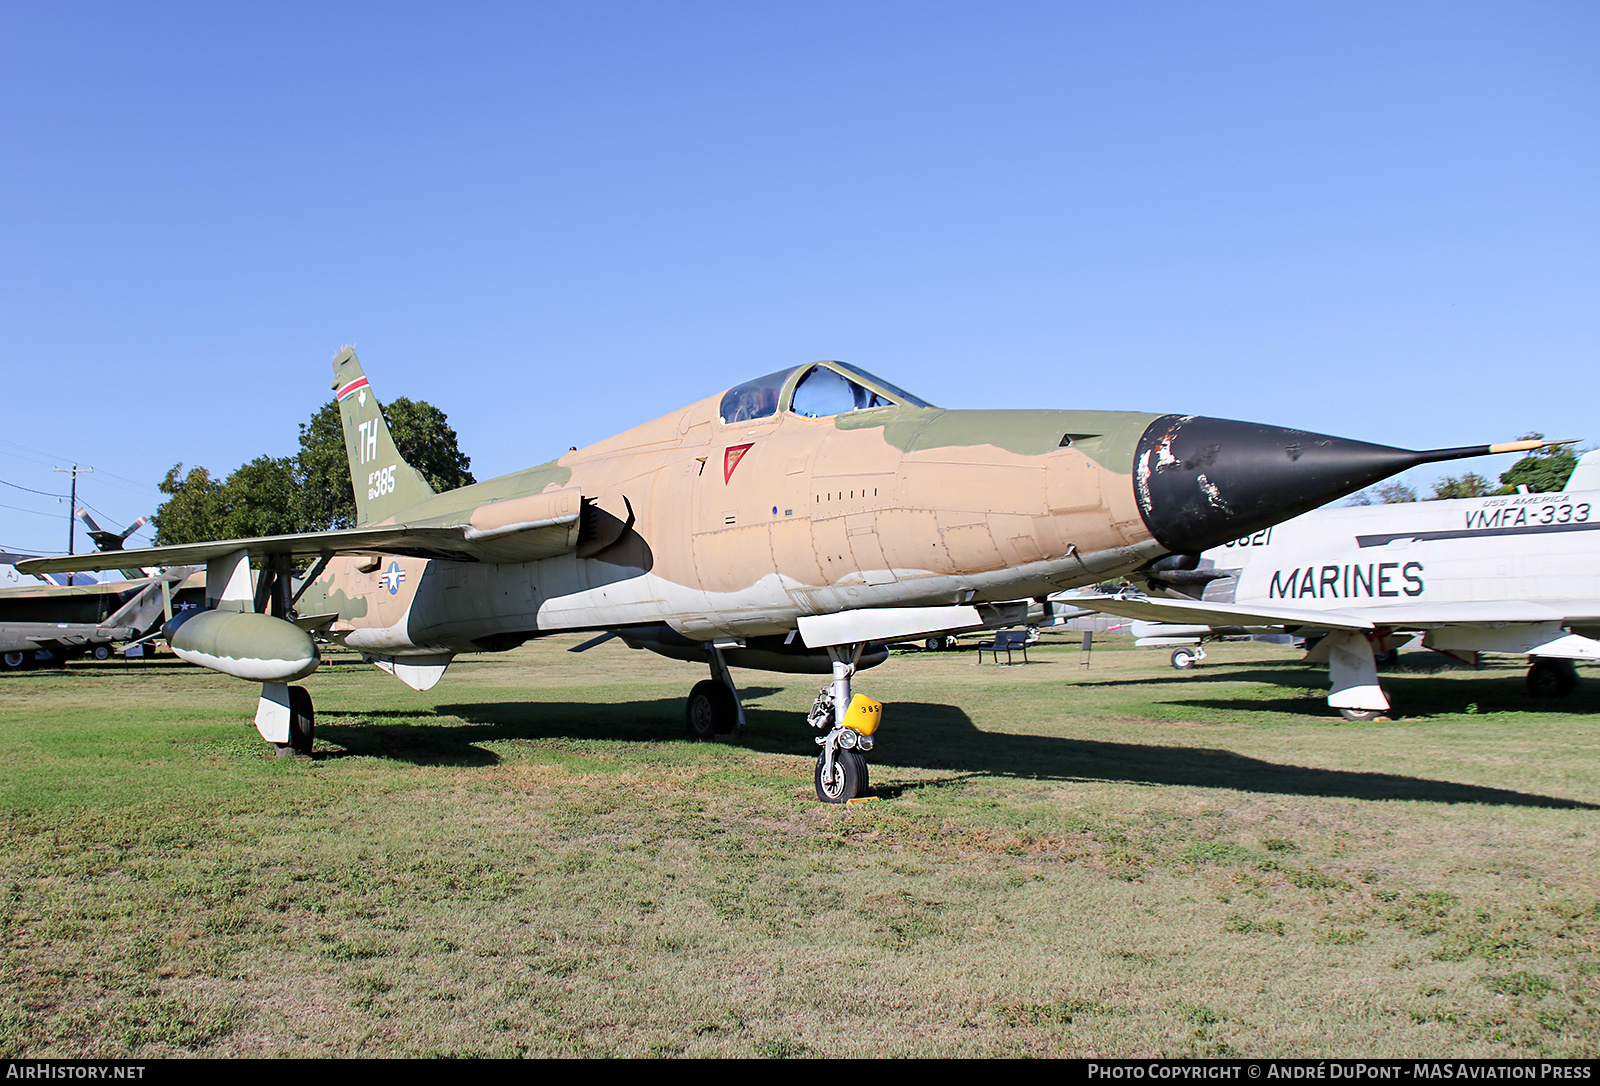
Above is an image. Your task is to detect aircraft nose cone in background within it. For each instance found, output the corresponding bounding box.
[1131,414,1505,555]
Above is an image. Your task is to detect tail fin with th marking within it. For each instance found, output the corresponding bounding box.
[331,347,435,525]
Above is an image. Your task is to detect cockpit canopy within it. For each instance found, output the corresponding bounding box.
[718,361,933,426]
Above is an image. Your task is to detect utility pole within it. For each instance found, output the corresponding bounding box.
[53,465,93,586]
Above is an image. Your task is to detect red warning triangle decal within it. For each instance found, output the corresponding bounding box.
[724,443,753,483]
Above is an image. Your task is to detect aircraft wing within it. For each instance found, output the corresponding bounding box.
[1080,594,1600,633]
[1077,594,1375,631]
[1348,600,1600,626]
[16,507,583,576]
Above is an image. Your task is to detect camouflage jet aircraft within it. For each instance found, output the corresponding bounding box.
[21,349,1532,800]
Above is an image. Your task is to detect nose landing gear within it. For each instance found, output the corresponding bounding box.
[809,644,881,803]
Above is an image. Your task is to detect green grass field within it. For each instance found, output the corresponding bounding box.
[0,634,1595,1057]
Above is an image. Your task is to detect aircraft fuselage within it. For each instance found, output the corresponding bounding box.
[299,397,1167,655]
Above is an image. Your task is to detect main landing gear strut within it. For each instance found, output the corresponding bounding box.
[808,644,881,804]
[685,643,745,740]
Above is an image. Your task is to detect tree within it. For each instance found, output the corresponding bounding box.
[154,458,304,544]
[296,402,352,532]
[1496,433,1576,494]
[1347,480,1419,505]
[217,456,302,539]
[297,397,475,530]
[1428,473,1491,500]
[155,397,475,541]
[1375,481,1418,504]
[153,465,225,545]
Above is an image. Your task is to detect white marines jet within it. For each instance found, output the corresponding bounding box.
[1080,452,1600,718]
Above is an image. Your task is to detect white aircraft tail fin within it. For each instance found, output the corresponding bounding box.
[1563,449,1600,493]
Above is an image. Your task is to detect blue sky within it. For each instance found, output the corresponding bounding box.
[2,1,1595,556]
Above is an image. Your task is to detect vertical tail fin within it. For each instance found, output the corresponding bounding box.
[331,348,435,525]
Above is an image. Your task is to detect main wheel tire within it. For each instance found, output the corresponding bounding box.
[1527,658,1579,698]
[92,645,112,661]
[685,679,737,739]
[1374,648,1400,670]
[814,749,868,803]
[1338,707,1388,721]
[1171,648,1197,670]
[924,637,941,652]
[1,651,27,672]
[288,685,315,755]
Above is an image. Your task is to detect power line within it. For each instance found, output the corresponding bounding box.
[0,478,69,499]
[0,501,66,520]
[0,440,163,496]
[78,500,126,529]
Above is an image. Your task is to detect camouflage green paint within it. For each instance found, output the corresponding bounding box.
[294,579,370,621]
[332,348,438,525]
[386,460,575,528]
[835,408,1160,471]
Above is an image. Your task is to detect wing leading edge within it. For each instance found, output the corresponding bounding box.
[17,492,584,576]
[1082,593,1600,633]
[1079,593,1374,632]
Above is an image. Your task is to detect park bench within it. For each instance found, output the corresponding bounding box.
[976,629,1030,665]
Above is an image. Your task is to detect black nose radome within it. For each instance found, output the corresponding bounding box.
[1133,414,1506,554]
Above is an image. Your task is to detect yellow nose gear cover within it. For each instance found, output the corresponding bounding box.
[844,694,883,735]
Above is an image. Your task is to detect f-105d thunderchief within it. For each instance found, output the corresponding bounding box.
[22,349,1528,800]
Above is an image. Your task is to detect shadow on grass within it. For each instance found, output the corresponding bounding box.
[871,702,1595,809]
[1151,667,1600,720]
[1074,667,1327,691]
[314,695,1594,809]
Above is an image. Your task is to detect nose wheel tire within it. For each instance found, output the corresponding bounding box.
[1,652,27,672]
[686,679,738,739]
[815,749,869,803]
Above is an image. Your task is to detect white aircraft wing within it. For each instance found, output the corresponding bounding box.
[1084,594,1600,635]
[1348,600,1600,626]
[1077,594,1373,631]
